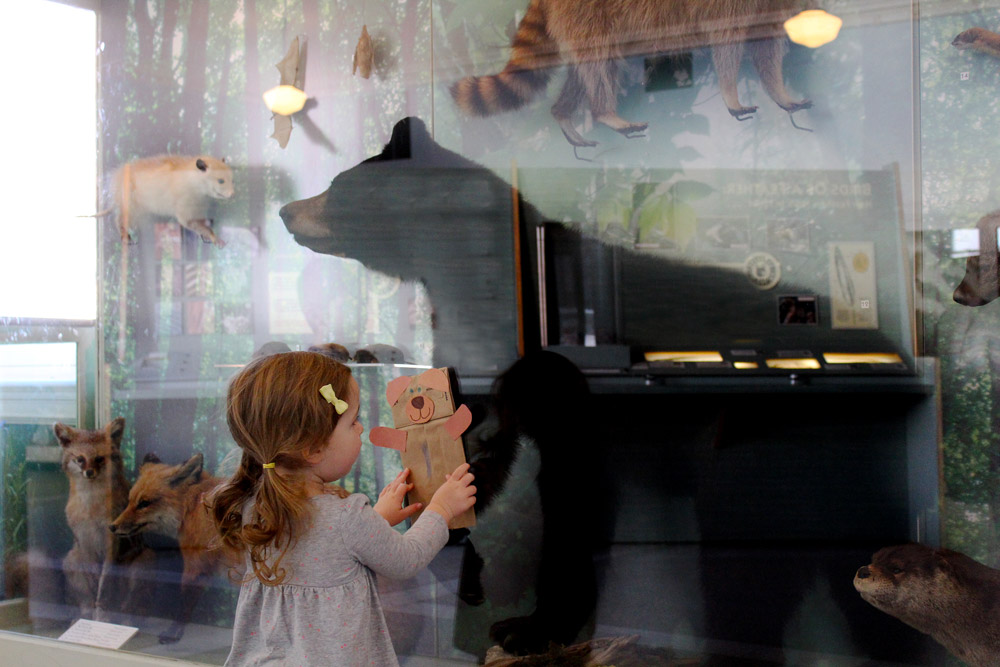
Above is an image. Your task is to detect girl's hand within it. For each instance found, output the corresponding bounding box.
[373,468,422,527]
[426,463,476,526]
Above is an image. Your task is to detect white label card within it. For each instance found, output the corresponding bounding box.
[58,618,139,649]
[828,241,879,329]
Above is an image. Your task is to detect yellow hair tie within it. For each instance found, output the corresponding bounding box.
[262,462,276,469]
[319,384,348,414]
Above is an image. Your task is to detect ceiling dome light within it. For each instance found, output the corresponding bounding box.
[784,9,843,48]
[263,84,308,115]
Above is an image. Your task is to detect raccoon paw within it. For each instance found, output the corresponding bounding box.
[618,122,648,139]
[783,99,814,113]
[556,120,598,148]
[728,105,759,121]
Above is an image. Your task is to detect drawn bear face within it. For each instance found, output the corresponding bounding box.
[385,368,457,428]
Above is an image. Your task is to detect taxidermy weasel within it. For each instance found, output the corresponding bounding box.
[450,0,813,147]
[55,418,133,618]
[953,27,1000,59]
[95,155,234,247]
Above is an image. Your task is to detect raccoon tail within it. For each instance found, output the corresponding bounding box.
[450,0,560,116]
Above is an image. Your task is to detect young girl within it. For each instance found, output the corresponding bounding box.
[211,351,476,666]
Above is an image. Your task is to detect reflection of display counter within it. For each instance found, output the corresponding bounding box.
[525,167,914,374]
[113,361,933,401]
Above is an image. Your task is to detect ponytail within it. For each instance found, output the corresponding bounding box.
[210,450,317,585]
[212,351,353,585]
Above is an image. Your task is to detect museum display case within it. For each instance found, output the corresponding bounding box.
[3,0,1000,664]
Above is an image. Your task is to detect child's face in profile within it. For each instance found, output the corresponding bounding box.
[311,377,363,483]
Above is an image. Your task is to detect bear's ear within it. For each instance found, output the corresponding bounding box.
[418,368,450,393]
[386,375,412,406]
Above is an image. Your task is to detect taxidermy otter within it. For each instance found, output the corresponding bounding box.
[854,543,1000,667]
[450,0,813,147]
[94,155,234,247]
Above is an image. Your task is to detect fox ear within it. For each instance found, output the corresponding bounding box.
[142,452,161,465]
[169,453,204,487]
[53,423,75,447]
[107,417,126,446]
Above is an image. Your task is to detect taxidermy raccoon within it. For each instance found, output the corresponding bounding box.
[450,0,813,146]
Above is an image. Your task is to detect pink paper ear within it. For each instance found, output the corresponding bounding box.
[419,368,451,393]
[444,404,472,440]
[370,426,407,452]
[385,376,412,406]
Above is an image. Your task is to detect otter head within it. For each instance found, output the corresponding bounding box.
[854,543,965,635]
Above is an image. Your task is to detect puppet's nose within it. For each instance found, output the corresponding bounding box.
[411,396,424,410]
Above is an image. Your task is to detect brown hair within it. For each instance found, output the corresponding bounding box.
[210,351,354,585]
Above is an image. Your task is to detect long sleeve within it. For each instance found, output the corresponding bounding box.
[340,494,449,579]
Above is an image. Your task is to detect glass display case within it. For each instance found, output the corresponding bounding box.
[2,0,1000,664]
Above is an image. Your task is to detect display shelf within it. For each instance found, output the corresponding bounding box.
[112,358,935,400]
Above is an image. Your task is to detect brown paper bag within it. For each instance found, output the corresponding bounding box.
[370,368,475,528]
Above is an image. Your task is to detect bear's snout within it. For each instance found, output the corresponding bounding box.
[856,566,871,579]
[277,191,333,241]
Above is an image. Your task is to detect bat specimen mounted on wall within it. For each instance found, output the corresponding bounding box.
[353,25,374,78]
[450,0,813,147]
[270,36,306,148]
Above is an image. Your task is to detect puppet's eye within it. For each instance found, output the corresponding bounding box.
[890,566,903,574]
[76,456,85,465]
[95,456,105,465]
[218,178,225,184]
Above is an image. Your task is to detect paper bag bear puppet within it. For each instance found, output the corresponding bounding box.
[370,368,475,528]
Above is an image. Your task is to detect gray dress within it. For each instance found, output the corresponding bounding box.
[225,493,448,666]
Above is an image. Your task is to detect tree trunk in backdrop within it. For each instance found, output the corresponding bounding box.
[158,0,181,143]
[212,34,233,157]
[180,0,210,153]
[244,0,265,229]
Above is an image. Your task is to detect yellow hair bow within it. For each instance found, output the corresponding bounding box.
[319,384,348,414]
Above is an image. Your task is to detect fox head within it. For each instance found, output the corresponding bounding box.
[54,417,125,481]
[110,453,205,539]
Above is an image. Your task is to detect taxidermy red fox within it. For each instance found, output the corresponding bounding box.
[55,418,137,618]
[94,155,234,247]
[450,0,813,146]
[110,452,231,643]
